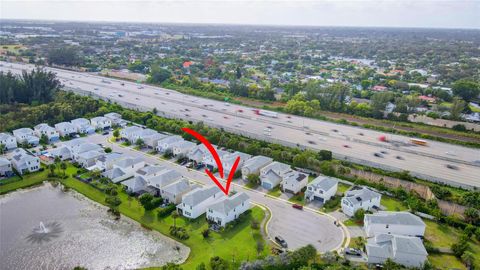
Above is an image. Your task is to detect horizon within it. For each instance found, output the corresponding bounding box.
[1,0,479,29]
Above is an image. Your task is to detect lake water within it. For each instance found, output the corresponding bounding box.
[0,184,189,270]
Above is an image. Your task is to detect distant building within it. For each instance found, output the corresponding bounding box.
[71,118,95,134]
[0,132,17,150]
[0,157,14,177]
[34,123,60,142]
[12,128,39,146]
[90,116,112,130]
[55,122,77,137]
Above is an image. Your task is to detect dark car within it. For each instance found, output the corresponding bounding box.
[292,204,303,210]
[345,248,362,256]
[195,164,205,170]
[395,155,404,160]
[275,236,288,248]
[374,153,383,158]
[446,164,459,170]
[102,131,109,135]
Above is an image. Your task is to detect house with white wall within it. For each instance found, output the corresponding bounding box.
[147,169,183,196]
[366,234,428,268]
[55,122,77,137]
[304,175,339,203]
[104,112,127,127]
[281,170,308,194]
[34,123,60,142]
[260,161,291,190]
[187,144,211,164]
[0,132,17,150]
[102,157,145,183]
[341,186,381,217]
[178,185,223,219]
[203,148,230,171]
[156,135,184,153]
[93,152,124,171]
[241,155,273,180]
[160,178,198,204]
[144,133,168,149]
[71,118,95,134]
[12,128,39,146]
[172,140,197,158]
[222,151,252,177]
[120,126,143,142]
[90,116,112,130]
[206,192,251,227]
[0,157,14,177]
[364,211,426,237]
[11,148,40,174]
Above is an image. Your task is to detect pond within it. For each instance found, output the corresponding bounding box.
[0,184,189,270]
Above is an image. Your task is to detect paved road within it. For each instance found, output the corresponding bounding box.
[84,133,346,253]
[1,62,479,188]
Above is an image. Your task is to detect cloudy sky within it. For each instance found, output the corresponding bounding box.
[1,0,479,29]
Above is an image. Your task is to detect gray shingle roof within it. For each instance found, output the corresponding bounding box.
[365,211,425,226]
[182,186,220,206]
[308,175,339,191]
[136,165,166,176]
[367,234,427,258]
[208,192,250,216]
[343,186,381,205]
[242,156,273,172]
[148,169,182,188]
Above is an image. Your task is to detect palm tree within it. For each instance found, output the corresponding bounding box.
[54,156,61,175]
[48,164,56,176]
[172,211,179,229]
[60,162,67,177]
[0,143,5,155]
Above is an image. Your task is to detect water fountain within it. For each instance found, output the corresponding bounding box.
[26,221,63,244]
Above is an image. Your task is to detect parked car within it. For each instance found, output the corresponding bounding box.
[195,164,205,170]
[345,248,362,256]
[186,162,193,168]
[275,236,288,248]
[292,204,303,210]
[102,131,109,135]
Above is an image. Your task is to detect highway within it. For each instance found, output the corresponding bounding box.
[1,61,479,189]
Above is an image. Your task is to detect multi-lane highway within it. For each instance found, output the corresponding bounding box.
[1,61,479,188]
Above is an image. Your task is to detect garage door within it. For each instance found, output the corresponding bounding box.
[262,182,272,189]
[314,196,324,203]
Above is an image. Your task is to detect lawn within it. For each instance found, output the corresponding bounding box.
[336,182,351,195]
[267,186,282,197]
[0,169,49,195]
[381,196,408,211]
[58,166,268,269]
[428,254,466,270]
[288,193,305,205]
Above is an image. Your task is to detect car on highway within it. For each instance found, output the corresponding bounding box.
[344,248,362,256]
[395,156,404,160]
[343,144,350,148]
[179,160,188,166]
[374,153,383,158]
[446,164,459,170]
[94,87,99,90]
[305,132,311,135]
[223,116,229,119]
[274,236,288,248]
[332,129,338,132]
[445,151,456,156]
[237,109,243,113]
[380,150,388,154]
[292,204,303,210]
[121,83,125,86]
[307,140,316,145]
[358,132,364,136]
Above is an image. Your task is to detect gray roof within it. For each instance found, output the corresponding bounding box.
[55,122,75,130]
[62,138,87,148]
[283,170,307,183]
[182,185,220,206]
[148,169,182,188]
[365,211,425,226]
[13,128,34,135]
[91,116,110,122]
[308,175,339,191]
[136,165,166,176]
[343,186,381,205]
[0,132,14,141]
[367,234,427,258]
[0,157,11,166]
[97,152,123,163]
[104,112,122,119]
[122,176,147,193]
[12,148,37,163]
[71,118,90,126]
[103,167,126,180]
[34,123,56,132]
[114,157,144,169]
[261,161,290,174]
[242,155,273,172]
[78,150,104,160]
[208,192,250,216]
[158,135,183,145]
[172,140,196,150]
[72,143,102,154]
[163,178,192,195]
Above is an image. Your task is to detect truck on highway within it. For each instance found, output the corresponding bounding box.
[410,138,428,146]
[252,109,278,118]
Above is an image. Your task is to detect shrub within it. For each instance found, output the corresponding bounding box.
[202,228,210,239]
[157,204,177,218]
[170,226,189,240]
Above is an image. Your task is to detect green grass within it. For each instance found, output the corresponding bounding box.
[266,186,282,197]
[381,196,408,211]
[0,169,49,194]
[336,183,351,195]
[288,193,305,205]
[322,195,341,212]
[428,254,466,270]
[424,219,461,249]
[0,175,22,185]
[343,219,361,227]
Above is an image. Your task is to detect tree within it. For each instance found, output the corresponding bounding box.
[317,150,332,161]
[48,163,56,176]
[451,236,469,257]
[161,263,183,270]
[246,174,260,187]
[210,256,229,270]
[48,47,82,66]
[353,208,366,223]
[450,97,466,120]
[464,207,479,224]
[138,193,163,211]
[256,240,264,255]
[60,162,67,177]
[452,79,480,102]
[370,92,394,118]
[148,65,172,84]
[113,129,120,140]
[172,211,179,229]
[135,138,144,147]
[104,147,112,153]
[461,251,475,268]
[202,228,210,239]
[0,143,5,154]
[383,258,401,270]
[195,263,206,270]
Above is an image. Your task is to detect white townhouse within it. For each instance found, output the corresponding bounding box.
[104,112,127,127]
[187,144,211,164]
[341,186,381,217]
[120,126,143,142]
[364,211,426,238]
[49,145,73,161]
[160,178,198,204]
[71,118,95,134]
[206,192,251,227]
[102,157,145,183]
[34,123,60,142]
[12,128,40,146]
[304,175,339,203]
[143,133,168,149]
[93,152,124,171]
[70,142,103,161]
[55,122,77,137]
[147,169,183,196]
[122,165,167,195]
[11,148,40,174]
[281,170,308,194]
[0,157,14,177]
[0,132,17,150]
[203,148,230,171]
[77,150,105,168]
[156,135,184,153]
[178,185,224,219]
[260,161,291,190]
[172,140,197,158]
[90,116,112,130]
[366,234,428,268]
[241,155,273,180]
[222,152,252,178]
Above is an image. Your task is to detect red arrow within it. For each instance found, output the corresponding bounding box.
[182,128,241,195]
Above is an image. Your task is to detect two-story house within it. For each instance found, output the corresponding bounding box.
[206,192,250,227]
[304,175,339,203]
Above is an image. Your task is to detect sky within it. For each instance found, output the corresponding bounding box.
[1,0,479,29]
